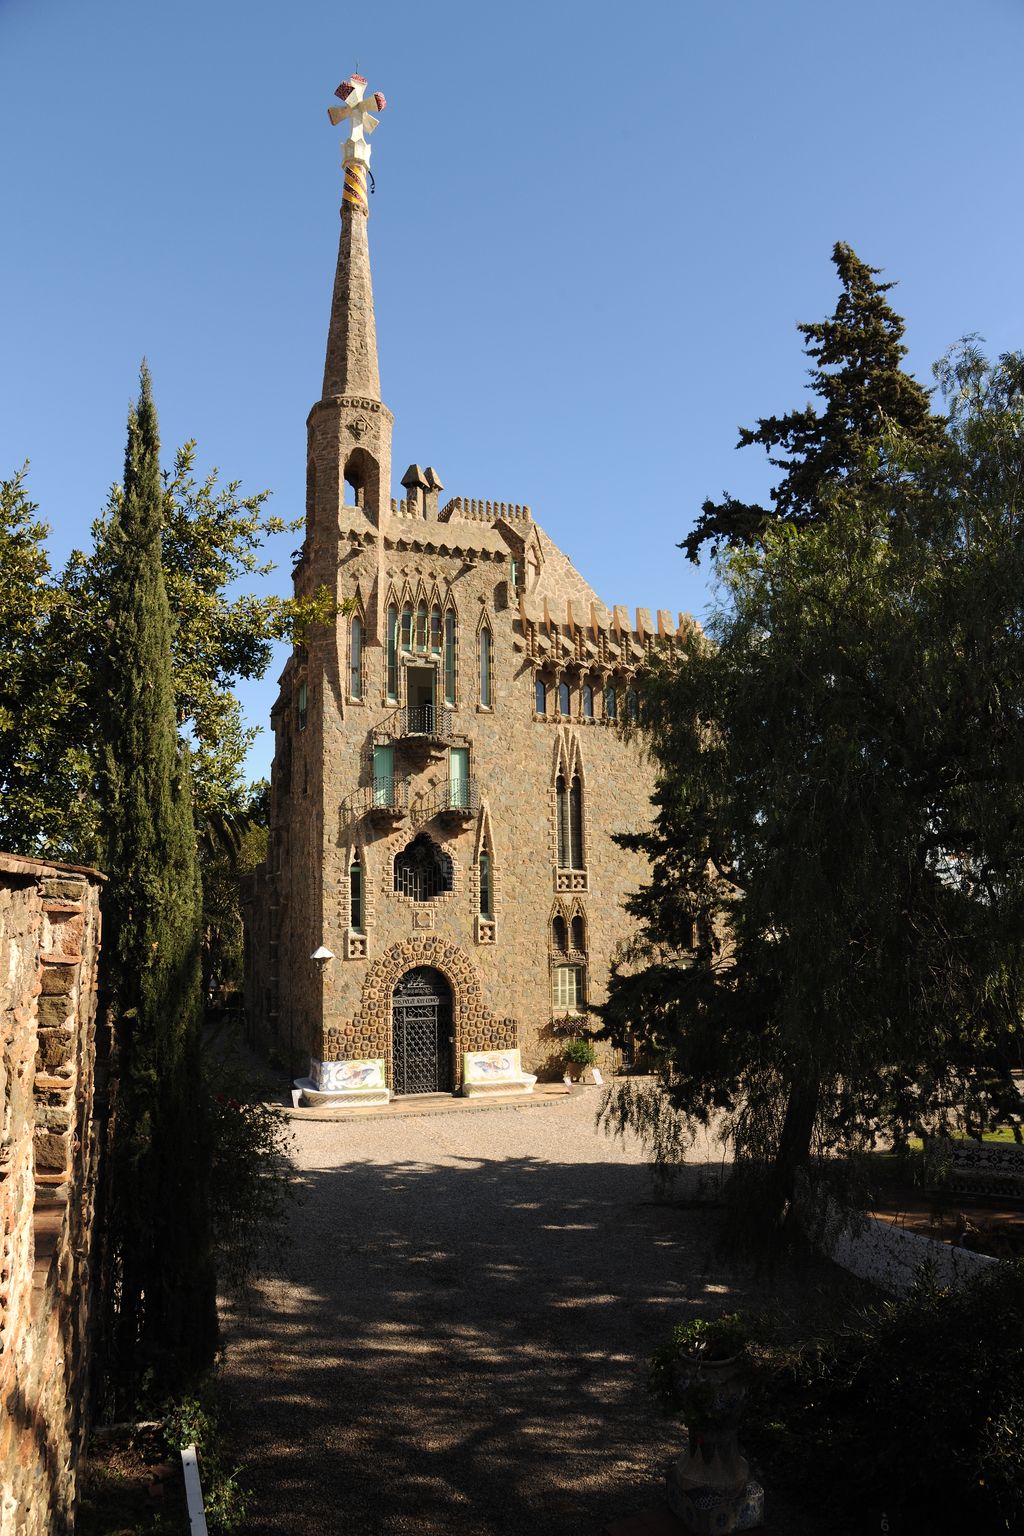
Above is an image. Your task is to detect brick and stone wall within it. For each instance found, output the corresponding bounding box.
[0,854,105,1536]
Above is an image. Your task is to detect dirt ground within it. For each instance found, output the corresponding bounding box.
[216,1089,846,1535]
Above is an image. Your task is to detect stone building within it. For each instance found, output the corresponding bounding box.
[0,853,105,1535]
[242,76,692,1095]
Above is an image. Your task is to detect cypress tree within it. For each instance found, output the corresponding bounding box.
[683,242,945,562]
[102,364,217,1399]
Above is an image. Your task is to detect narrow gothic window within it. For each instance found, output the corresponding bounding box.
[571,914,585,952]
[627,688,639,722]
[443,611,457,705]
[479,851,492,918]
[558,680,570,717]
[556,774,569,867]
[416,600,428,652]
[535,677,547,714]
[430,603,442,654]
[552,914,568,952]
[386,604,399,701]
[570,775,584,868]
[510,557,520,590]
[393,834,454,901]
[350,615,363,699]
[605,682,618,721]
[350,854,364,931]
[297,679,308,732]
[582,684,594,719]
[479,626,492,707]
[401,602,413,650]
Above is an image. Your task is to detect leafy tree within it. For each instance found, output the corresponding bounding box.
[603,345,1024,1238]
[102,365,218,1397]
[682,242,945,562]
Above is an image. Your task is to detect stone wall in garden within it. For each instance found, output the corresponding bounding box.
[0,853,105,1536]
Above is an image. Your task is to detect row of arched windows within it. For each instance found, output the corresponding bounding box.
[552,912,586,953]
[535,674,639,723]
[346,604,492,709]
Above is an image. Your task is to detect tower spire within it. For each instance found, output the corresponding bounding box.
[322,74,388,400]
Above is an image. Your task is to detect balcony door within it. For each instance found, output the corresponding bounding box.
[448,747,470,811]
[372,743,394,807]
[407,666,436,734]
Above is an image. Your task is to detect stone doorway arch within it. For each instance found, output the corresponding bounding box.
[391,967,453,1095]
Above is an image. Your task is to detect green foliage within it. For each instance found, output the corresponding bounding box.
[205,1070,294,1307]
[102,366,218,1401]
[602,345,1024,1237]
[0,445,335,861]
[562,1037,597,1068]
[683,242,944,562]
[749,1263,1024,1533]
[162,1391,250,1533]
[200,787,269,995]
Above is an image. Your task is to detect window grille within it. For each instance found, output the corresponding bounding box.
[552,964,584,1013]
[297,679,308,732]
[350,855,364,931]
[386,605,399,701]
[443,611,457,705]
[393,834,454,901]
[350,615,363,699]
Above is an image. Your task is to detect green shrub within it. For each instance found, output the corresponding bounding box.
[162,1391,249,1534]
[748,1261,1024,1534]
[563,1038,597,1068]
[206,1070,294,1306]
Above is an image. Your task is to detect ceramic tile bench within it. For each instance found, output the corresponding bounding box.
[461,1048,537,1098]
[926,1136,1024,1199]
[294,1058,391,1108]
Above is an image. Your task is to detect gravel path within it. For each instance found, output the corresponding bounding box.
[216,1092,770,1535]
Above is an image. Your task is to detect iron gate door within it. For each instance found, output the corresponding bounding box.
[391,968,453,1095]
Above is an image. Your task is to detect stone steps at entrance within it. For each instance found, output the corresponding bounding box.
[279,1080,582,1123]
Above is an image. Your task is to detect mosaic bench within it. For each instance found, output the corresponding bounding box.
[926,1136,1024,1200]
[461,1049,537,1098]
[294,1057,391,1109]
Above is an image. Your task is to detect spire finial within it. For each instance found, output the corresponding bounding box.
[328,75,387,216]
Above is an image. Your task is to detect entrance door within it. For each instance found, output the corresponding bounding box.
[406,666,436,735]
[391,967,453,1095]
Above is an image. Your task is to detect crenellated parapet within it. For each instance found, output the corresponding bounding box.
[438,497,533,524]
[515,593,698,666]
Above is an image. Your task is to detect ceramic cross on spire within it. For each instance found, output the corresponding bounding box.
[328,75,387,215]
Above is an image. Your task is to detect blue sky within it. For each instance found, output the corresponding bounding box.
[2,0,1022,781]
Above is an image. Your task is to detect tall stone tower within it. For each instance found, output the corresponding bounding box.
[242,76,695,1098]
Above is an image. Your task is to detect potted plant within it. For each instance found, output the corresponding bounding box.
[562,1037,597,1082]
[650,1313,764,1530]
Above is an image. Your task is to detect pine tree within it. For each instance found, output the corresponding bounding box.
[102,365,217,1398]
[683,242,945,562]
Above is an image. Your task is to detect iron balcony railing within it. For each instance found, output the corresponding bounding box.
[374,704,456,745]
[433,777,480,819]
[365,775,410,817]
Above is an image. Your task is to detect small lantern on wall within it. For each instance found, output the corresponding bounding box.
[311,945,335,972]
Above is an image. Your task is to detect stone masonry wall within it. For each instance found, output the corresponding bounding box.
[0,854,105,1536]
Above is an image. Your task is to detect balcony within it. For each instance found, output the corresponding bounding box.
[431,778,480,824]
[374,704,455,749]
[365,775,410,825]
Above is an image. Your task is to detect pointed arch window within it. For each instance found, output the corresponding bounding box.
[349,852,364,932]
[552,913,568,953]
[386,604,399,701]
[430,603,442,655]
[350,614,363,699]
[535,677,547,715]
[297,679,308,732]
[479,851,492,919]
[557,772,584,870]
[626,688,639,722]
[582,684,594,720]
[604,682,618,721]
[571,913,586,953]
[401,602,413,651]
[394,834,454,902]
[415,600,428,652]
[479,625,492,708]
[558,680,571,717]
[443,611,457,705]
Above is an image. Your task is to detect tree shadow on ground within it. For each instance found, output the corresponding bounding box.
[216,1147,832,1536]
